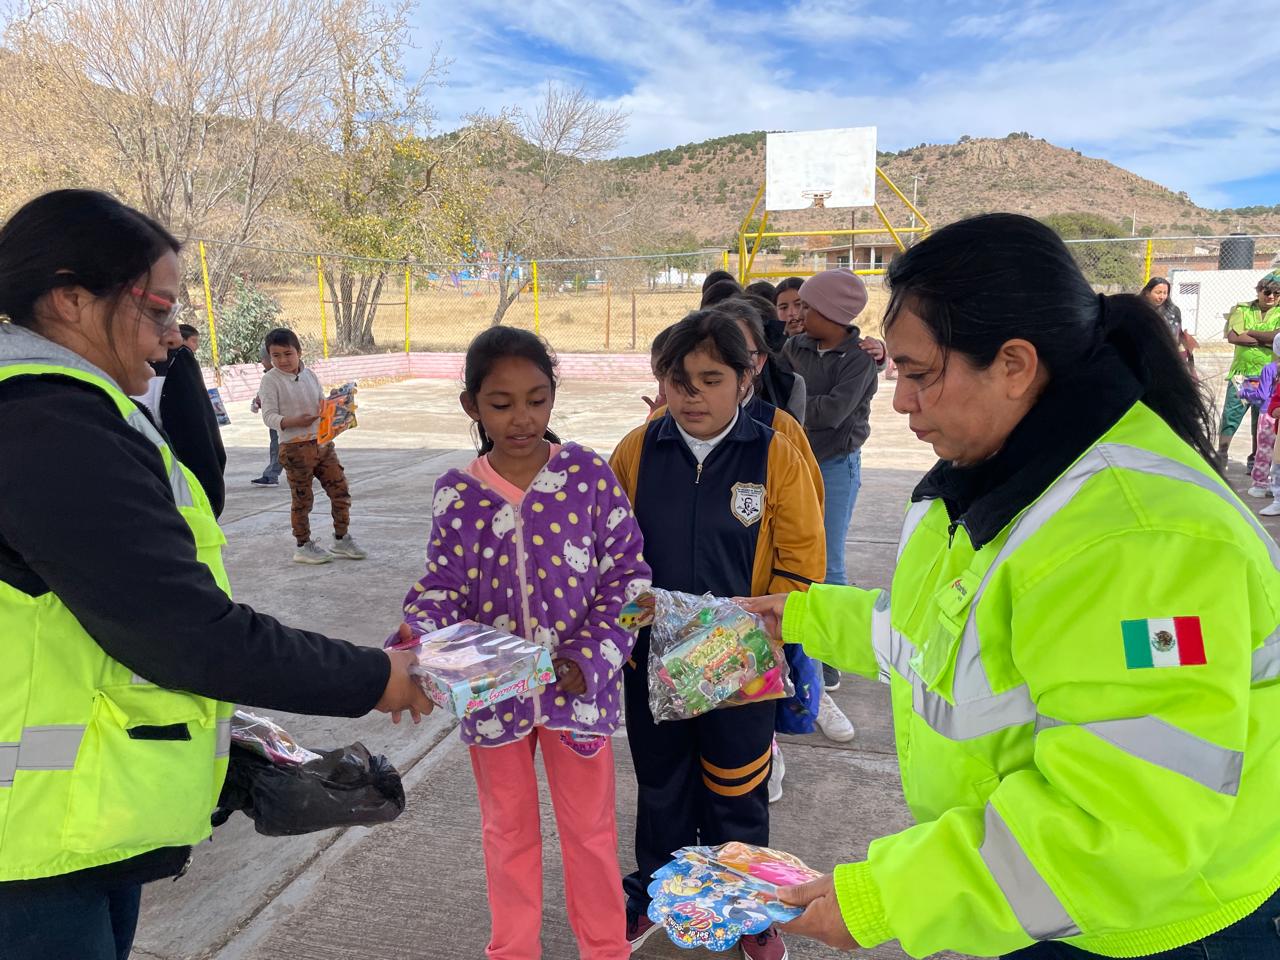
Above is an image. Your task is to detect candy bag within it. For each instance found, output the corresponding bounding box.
[647,842,821,951]
[645,589,792,722]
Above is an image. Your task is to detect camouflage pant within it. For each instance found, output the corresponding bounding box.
[279,440,351,545]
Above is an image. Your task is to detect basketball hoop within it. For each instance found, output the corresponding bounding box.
[800,190,833,209]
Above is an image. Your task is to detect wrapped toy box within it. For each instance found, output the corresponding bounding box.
[390,620,555,719]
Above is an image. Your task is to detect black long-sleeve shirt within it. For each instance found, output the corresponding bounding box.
[0,375,389,717]
[155,346,227,517]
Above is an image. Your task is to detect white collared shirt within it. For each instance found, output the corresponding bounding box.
[675,410,739,465]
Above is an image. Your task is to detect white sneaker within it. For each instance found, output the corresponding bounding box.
[1247,486,1271,499]
[330,533,367,559]
[1261,501,1280,517]
[816,692,856,743]
[767,742,785,804]
[293,540,334,564]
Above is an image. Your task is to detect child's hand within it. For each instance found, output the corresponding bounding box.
[860,337,886,362]
[283,413,321,429]
[553,658,587,696]
[250,396,261,413]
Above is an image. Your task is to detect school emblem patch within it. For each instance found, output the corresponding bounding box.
[730,482,766,527]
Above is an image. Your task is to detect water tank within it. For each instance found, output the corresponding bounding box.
[1219,234,1255,270]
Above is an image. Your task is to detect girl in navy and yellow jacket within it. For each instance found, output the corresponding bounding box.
[611,309,825,957]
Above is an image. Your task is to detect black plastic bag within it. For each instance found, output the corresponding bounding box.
[214,741,405,836]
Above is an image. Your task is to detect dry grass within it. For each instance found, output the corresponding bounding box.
[256,277,893,355]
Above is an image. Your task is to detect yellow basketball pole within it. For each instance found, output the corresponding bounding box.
[532,261,540,335]
[875,167,930,235]
[1143,240,1154,284]
[404,264,411,354]
[197,241,221,382]
[721,250,729,272]
[743,210,770,282]
[874,202,908,252]
[736,184,766,284]
[315,255,329,359]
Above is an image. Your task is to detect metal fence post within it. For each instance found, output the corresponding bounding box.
[404,263,411,355]
[630,291,637,349]
[197,241,221,382]
[315,255,329,359]
[532,260,540,335]
[605,281,611,350]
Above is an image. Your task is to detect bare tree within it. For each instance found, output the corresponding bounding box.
[6,0,335,285]
[478,84,630,324]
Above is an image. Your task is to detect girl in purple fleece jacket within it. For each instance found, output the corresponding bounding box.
[403,328,649,960]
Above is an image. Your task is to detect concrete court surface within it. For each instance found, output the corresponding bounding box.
[131,361,1265,960]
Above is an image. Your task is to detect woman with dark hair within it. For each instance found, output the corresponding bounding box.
[0,190,432,959]
[744,279,777,301]
[1141,276,1195,366]
[744,213,1280,959]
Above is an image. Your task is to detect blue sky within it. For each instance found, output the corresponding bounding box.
[412,0,1280,210]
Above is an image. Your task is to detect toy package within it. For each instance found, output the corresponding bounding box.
[637,588,792,722]
[317,381,357,445]
[387,620,556,719]
[647,842,821,951]
[207,386,230,426]
[230,710,321,765]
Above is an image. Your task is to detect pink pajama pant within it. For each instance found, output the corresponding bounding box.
[469,728,629,960]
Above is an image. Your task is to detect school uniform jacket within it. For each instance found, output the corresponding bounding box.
[611,411,825,599]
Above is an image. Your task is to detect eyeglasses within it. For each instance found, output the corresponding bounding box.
[129,286,183,329]
[1258,286,1280,297]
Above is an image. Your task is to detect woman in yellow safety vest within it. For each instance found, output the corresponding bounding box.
[0,190,434,960]
[744,213,1280,959]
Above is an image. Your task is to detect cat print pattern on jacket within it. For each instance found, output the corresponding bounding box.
[403,443,650,747]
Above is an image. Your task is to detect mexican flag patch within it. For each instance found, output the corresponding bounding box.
[1122,617,1206,669]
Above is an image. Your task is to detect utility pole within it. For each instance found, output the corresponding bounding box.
[910,175,925,232]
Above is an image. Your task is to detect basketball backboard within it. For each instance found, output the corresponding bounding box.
[765,127,877,211]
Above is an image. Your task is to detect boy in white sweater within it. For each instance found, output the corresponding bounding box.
[259,327,365,563]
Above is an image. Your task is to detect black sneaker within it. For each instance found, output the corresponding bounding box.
[822,663,841,691]
[626,910,658,953]
[250,476,279,486]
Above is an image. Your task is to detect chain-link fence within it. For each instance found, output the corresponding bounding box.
[187,241,732,365]
[1063,235,1280,350]
[184,234,1280,367]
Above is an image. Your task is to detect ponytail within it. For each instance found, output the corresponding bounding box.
[1097,293,1216,466]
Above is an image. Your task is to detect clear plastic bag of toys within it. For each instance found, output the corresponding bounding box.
[646,589,793,722]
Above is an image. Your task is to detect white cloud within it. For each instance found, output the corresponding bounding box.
[412,0,1280,206]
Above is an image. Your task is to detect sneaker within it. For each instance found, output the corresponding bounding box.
[767,741,785,804]
[822,663,841,691]
[1261,501,1280,517]
[626,910,658,953]
[293,540,333,564]
[740,926,788,959]
[329,534,367,560]
[1247,486,1270,499]
[250,476,279,486]
[816,692,856,743]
